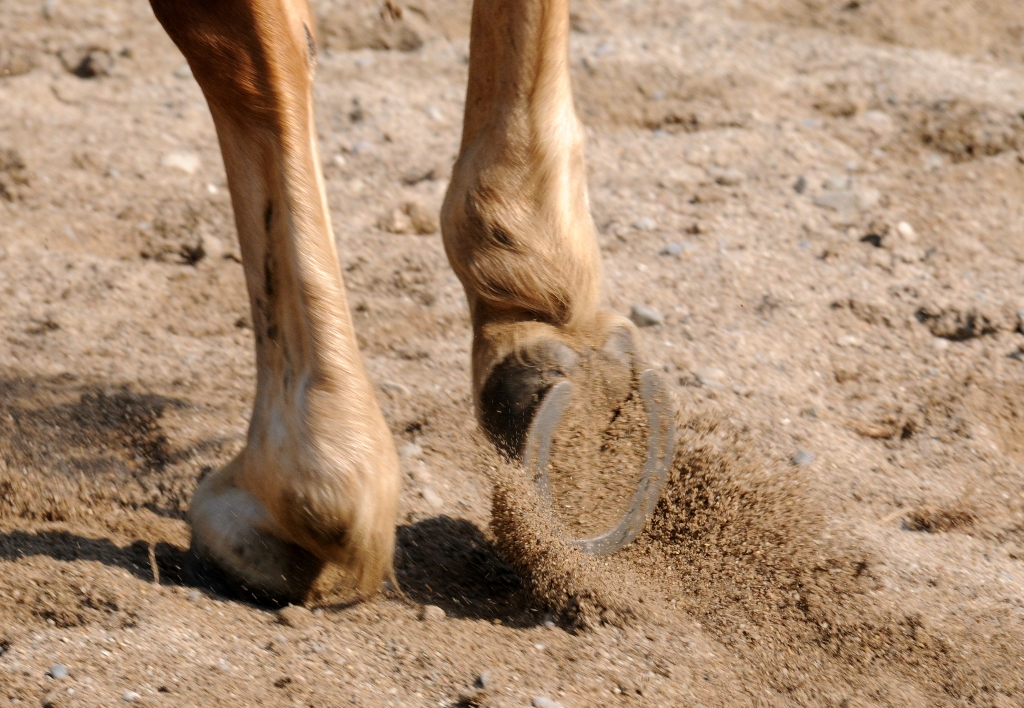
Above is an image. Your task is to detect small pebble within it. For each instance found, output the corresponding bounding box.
[813,190,858,212]
[896,221,917,242]
[48,664,69,680]
[1016,309,1024,333]
[695,367,725,387]
[532,697,565,708]
[793,176,807,194]
[398,442,423,459]
[160,150,201,175]
[630,305,663,327]
[173,63,192,79]
[187,590,202,602]
[378,380,410,396]
[660,241,697,257]
[410,461,432,484]
[633,216,657,232]
[420,604,446,622]
[712,167,744,186]
[350,140,373,155]
[824,174,851,191]
[122,690,140,702]
[401,166,436,185]
[474,672,492,689]
[420,486,444,509]
[277,604,313,629]
[792,450,815,466]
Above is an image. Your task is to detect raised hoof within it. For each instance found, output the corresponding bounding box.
[479,339,580,458]
[522,369,676,556]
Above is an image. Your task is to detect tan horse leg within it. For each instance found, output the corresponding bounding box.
[443,0,639,457]
[149,0,399,604]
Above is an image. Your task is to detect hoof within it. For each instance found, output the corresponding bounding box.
[477,319,675,555]
[479,338,580,458]
[188,482,324,607]
[185,542,320,608]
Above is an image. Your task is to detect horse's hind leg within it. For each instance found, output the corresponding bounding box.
[149,0,400,604]
[442,0,643,458]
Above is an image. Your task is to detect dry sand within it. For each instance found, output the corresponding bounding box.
[2,0,1024,705]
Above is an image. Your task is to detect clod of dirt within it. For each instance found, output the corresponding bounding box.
[629,304,663,327]
[904,504,976,533]
[0,147,29,202]
[59,47,113,79]
[380,201,439,235]
[915,303,1006,341]
[317,0,469,53]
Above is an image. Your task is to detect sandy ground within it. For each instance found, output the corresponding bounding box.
[2,0,1024,705]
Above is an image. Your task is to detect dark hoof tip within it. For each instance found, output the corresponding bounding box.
[479,339,580,458]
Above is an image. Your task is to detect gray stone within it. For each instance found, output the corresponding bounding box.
[351,140,373,155]
[122,690,141,702]
[420,604,445,622]
[792,450,815,466]
[630,305,663,327]
[475,672,492,689]
[824,174,851,191]
[814,188,879,213]
[187,590,202,602]
[1016,309,1024,334]
[793,176,807,194]
[379,380,410,397]
[48,664,68,680]
[813,191,859,212]
[660,241,697,257]
[532,698,565,708]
